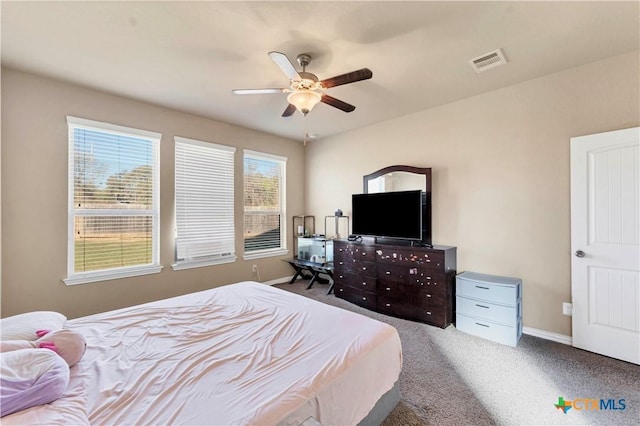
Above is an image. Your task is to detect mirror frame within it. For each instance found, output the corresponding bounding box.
[362,165,432,246]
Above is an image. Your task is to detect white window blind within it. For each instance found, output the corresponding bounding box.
[175,137,236,266]
[65,116,161,285]
[243,150,287,255]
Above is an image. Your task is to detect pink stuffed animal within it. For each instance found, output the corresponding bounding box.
[0,329,86,367]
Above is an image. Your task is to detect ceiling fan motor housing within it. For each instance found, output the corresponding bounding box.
[296,54,312,69]
[298,71,318,82]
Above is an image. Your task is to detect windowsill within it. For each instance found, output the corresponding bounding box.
[172,256,237,271]
[63,265,163,286]
[242,248,289,261]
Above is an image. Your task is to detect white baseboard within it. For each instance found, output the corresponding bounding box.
[523,326,572,346]
[263,275,296,286]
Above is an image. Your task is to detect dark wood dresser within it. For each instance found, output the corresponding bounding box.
[333,240,457,328]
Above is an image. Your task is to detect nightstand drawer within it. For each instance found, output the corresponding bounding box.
[456,296,519,326]
[456,313,521,347]
[456,273,520,305]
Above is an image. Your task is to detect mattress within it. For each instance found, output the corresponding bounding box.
[62,281,402,425]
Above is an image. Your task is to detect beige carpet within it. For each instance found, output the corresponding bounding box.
[274,280,640,426]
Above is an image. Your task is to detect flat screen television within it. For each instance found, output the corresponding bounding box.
[352,190,428,243]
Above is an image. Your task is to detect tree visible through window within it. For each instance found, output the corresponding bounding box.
[66,117,161,284]
[243,150,287,254]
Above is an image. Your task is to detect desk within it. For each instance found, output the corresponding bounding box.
[284,258,334,294]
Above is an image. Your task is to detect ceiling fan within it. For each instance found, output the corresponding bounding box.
[232,51,373,117]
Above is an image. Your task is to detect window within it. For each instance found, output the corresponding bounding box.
[65,116,161,285]
[173,137,236,270]
[243,150,287,259]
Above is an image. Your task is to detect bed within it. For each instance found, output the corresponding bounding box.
[2,281,402,425]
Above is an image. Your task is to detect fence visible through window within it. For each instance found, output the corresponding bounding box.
[244,214,281,252]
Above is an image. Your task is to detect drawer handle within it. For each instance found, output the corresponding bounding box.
[426,311,432,315]
[339,261,344,265]
[339,275,344,279]
[426,294,432,298]
[475,286,490,290]
[362,297,367,301]
[385,287,391,291]
[475,304,490,309]
[362,282,367,286]
[362,267,367,271]
[475,322,490,328]
[339,288,343,292]
[362,252,367,256]
[385,271,391,275]
[426,276,431,279]
[385,303,391,307]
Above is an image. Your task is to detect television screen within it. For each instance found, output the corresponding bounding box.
[352,190,423,240]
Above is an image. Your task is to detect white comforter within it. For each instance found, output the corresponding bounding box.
[65,281,402,425]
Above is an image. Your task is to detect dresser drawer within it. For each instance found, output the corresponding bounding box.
[378,264,446,287]
[334,243,377,262]
[376,247,444,269]
[456,276,519,305]
[413,287,446,308]
[334,283,377,310]
[335,272,376,292]
[456,296,520,326]
[456,313,521,347]
[334,257,376,277]
[378,296,446,326]
[379,280,446,302]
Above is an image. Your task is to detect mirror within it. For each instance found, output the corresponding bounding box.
[365,171,425,193]
[363,165,431,194]
[362,165,432,246]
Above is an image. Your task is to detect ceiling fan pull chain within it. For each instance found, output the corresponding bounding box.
[303,115,308,146]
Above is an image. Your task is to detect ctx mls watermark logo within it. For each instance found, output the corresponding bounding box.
[554,396,626,414]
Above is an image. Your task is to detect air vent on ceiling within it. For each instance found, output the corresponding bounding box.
[469,49,507,73]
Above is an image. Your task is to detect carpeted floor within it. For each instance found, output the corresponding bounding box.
[274,280,640,426]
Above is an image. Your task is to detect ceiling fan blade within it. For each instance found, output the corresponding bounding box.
[268,51,301,81]
[320,68,373,89]
[282,103,297,117]
[321,94,356,112]
[232,88,285,95]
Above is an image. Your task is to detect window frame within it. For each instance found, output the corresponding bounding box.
[242,149,288,260]
[172,136,237,271]
[64,116,162,285]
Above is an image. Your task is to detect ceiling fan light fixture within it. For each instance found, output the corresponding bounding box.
[287,90,321,115]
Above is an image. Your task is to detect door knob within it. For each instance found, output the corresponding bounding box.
[575,250,585,258]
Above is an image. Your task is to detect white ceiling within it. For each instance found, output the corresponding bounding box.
[2,1,638,142]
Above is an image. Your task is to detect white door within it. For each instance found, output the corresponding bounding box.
[571,127,640,364]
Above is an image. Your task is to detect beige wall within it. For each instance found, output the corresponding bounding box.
[305,51,640,337]
[1,68,304,319]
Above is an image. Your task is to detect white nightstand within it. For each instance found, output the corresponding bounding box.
[455,271,522,346]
